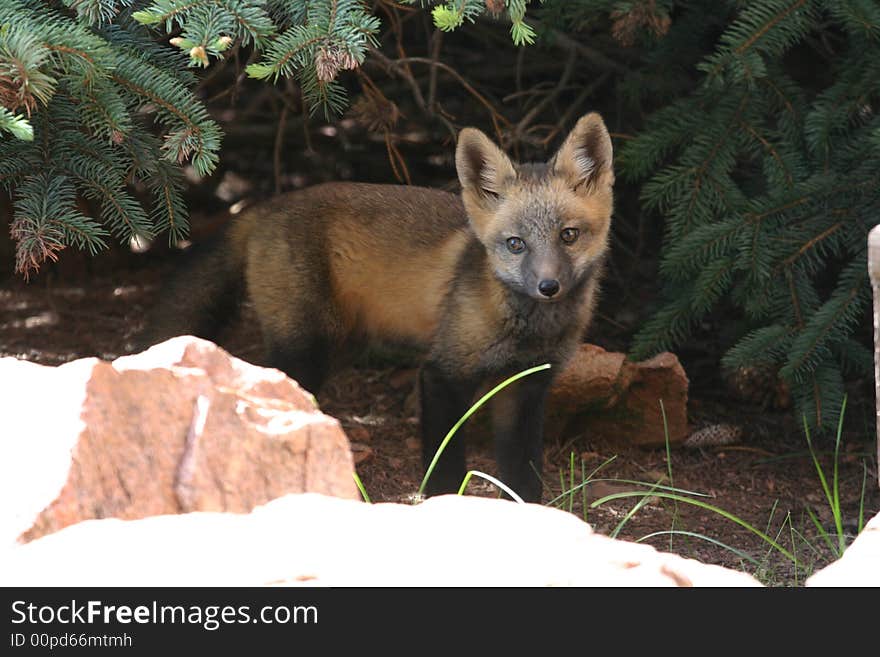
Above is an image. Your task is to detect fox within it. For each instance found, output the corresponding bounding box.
[142,112,614,503]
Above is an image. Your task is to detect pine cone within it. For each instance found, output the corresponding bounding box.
[315,45,340,82]
[315,43,359,82]
[684,424,743,448]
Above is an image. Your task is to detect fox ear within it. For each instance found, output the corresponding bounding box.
[552,112,614,192]
[455,127,516,201]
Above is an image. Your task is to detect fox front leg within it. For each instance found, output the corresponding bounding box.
[490,368,553,503]
[419,364,479,498]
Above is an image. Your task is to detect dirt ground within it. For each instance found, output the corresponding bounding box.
[1,243,877,587]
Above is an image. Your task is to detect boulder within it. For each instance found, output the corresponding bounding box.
[0,493,762,587]
[806,511,880,587]
[0,336,359,548]
[548,344,690,447]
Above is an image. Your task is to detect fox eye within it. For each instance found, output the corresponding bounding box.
[506,236,526,254]
[560,227,580,244]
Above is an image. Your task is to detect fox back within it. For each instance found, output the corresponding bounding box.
[242,183,472,353]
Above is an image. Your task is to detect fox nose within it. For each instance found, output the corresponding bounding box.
[538,279,560,298]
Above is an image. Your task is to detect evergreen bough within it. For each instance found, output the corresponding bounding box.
[0,0,383,277]
[406,0,541,46]
[617,0,880,431]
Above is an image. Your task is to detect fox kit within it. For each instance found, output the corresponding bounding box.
[144,113,614,503]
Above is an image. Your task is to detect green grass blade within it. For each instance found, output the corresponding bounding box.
[803,416,834,513]
[660,398,677,552]
[831,395,847,553]
[636,530,761,567]
[804,506,839,556]
[858,460,867,534]
[419,363,551,496]
[760,499,782,563]
[592,490,797,562]
[458,470,525,503]
[764,499,780,537]
[558,468,567,510]
[548,477,709,506]
[352,471,371,504]
[787,521,825,560]
[661,399,674,486]
[581,457,588,523]
[609,482,662,539]
[544,456,620,506]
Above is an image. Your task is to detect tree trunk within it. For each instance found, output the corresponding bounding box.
[868,225,880,489]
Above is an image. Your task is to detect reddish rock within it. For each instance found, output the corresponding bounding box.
[547,345,690,447]
[550,344,631,408]
[350,443,374,464]
[0,336,359,547]
[345,425,371,442]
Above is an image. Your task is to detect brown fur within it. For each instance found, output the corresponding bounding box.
[243,184,468,344]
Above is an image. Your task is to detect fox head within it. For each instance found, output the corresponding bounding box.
[455,113,613,303]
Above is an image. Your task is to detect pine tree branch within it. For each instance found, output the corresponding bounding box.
[735,0,808,56]
[739,119,793,187]
[783,221,844,267]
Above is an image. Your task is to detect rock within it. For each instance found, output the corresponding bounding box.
[0,493,762,587]
[550,344,630,407]
[0,336,359,548]
[350,443,374,464]
[345,425,371,442]
[547,345,690,447]
[806,511,880,587]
